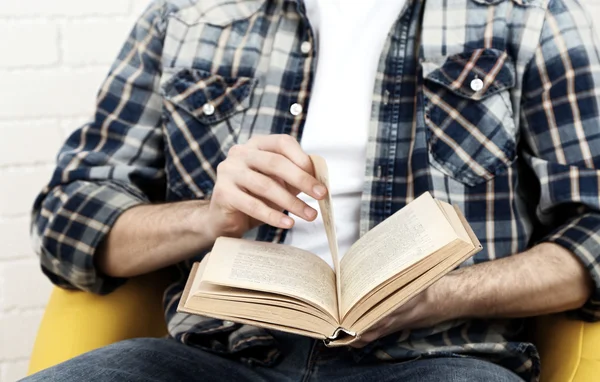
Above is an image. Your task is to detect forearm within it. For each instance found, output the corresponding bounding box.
[96,200,216,278]
[434,242,594,320]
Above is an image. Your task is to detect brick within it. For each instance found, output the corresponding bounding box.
[0,23,58,69]
[0,311,44,360]
[0,217,33,260]
[0,261,52,310]
[0,68,108,119]
[62,19,133,66]
[0,120,62,166]
[0,0,130,17]
[1,360,28,381]
[0,167,53,216]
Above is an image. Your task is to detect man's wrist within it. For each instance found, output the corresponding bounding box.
[428,269,474,323]
[182,200,219,244]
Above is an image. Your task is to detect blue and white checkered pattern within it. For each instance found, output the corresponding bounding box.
[31,0,600,380]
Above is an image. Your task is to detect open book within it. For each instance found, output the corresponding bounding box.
[178,155,482,346]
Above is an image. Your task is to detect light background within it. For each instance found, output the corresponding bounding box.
[0,1,599,380]
[0,1,150,380]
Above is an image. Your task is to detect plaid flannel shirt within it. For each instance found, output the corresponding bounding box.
[31,0,600,380]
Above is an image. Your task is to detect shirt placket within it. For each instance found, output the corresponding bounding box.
[262,0,317,245]
[359,1,418,236]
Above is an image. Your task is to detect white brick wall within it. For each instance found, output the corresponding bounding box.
[0,1,599,380]
[0,1,149,380]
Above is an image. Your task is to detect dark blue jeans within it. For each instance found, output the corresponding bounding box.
[23,331,523,381]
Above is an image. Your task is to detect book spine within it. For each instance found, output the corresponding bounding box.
[324,327,358,346]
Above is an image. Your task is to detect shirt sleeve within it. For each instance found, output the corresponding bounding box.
[520,0,600,321]
[31,1,168,295]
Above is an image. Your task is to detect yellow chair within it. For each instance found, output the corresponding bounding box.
[28,273,600,381]
[28,272,171,374]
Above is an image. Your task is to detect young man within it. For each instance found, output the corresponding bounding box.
[25,0,599,381]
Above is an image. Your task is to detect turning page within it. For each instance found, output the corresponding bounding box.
[310,155,343,319]
[202,237,339,319]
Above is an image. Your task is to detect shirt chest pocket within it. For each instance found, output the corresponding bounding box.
[161,68,257,200]
[421,48,518,186]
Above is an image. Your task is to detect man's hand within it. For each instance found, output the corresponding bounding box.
[350,242,593,348]
[98,134,326,278]
[350,284,449,348]
[206,134,327,239]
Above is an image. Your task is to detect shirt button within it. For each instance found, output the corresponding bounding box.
[202,103,215,116]
[223,320,235,328]
[300,40,312,54]
[470,78,484,92]
[290,103,303,116]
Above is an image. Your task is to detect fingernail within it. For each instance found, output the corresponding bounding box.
[305,207,317,219]
[313,185,327,197]
[281,216,294,228]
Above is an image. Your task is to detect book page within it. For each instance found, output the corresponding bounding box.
[202,237,339,320]
[179,257,338,339]
[348,239,478,334]
[339,192,457,317]
[437,200,471,244]
[310,155,342,319]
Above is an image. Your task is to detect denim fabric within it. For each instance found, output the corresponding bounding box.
[22,332,523,382]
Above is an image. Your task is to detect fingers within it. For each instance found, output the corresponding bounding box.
[245,150,326,200]
[228,140,326,200]
[219,182,295,229]
[239,169,318,222]
[212,134,326,231]
[216,154,319,228]
[246,134,315,176]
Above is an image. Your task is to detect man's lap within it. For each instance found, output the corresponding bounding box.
[22,335,523,382]
[22,338,259,382]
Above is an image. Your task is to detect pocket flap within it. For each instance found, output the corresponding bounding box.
[422,49,515,101]
[162,68,257,125]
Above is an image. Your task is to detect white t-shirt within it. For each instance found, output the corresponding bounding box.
[284,0,407,268]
